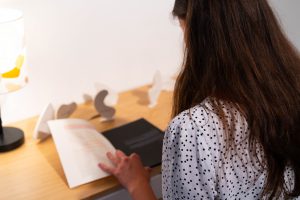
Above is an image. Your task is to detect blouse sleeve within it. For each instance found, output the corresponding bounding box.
[162,111,217,200]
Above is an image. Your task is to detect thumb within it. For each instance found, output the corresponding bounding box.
[145,167,152,174]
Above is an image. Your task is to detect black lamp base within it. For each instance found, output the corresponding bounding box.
[0,127,24,152]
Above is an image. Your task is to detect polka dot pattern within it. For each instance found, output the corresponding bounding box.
[162,98,298,200]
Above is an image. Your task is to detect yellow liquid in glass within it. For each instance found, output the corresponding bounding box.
[2,55,24,78]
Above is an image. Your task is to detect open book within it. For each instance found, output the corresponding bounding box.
[48,118,164,188]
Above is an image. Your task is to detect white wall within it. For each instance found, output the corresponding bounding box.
[0,0,299,123]
[269,0,300,50]
[0,0,183,123]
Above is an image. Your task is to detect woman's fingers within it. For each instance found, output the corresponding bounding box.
[106,151,120,166]
[116,149,126,158]
[98,151,151,192]
[107,150,128,166]
[115,150,130,168]
[130,153,142,164]
[101,151,145,176]
[98,163,115,175]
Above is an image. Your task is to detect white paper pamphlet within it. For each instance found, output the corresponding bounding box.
[48,119,115,188]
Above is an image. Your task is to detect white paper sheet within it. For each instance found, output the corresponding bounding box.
[48,119,115,188]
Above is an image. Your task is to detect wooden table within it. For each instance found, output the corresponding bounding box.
[0,85,173,200]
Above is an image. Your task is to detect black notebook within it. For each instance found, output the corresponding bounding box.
[103,118,164,167]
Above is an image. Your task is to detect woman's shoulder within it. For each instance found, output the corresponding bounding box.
[168,97,230,129]
[165,98,215,145]
[165,97,248,143]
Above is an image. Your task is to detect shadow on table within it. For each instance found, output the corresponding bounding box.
[131,87,150,106]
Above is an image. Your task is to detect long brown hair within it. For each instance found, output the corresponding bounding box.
[172,0,300,199]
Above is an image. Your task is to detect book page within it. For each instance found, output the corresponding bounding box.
[48,119,115,188]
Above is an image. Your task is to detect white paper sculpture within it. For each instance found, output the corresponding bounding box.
[148,71,163,108]
[94,82,119,106]
[33,103,55,140]
[56,102,77,119]
[94,90,116,121]
[148,70,176,108]
[34,83,118,141]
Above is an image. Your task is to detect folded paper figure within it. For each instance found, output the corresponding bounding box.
[57,102,77,119]
[94,90,116,121]
[33,103,55,140]
[148,70,175,108]
[34,86,118,141]
[34,91,117,141]
[94,82,119,106]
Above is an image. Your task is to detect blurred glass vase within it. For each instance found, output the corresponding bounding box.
[0,8,28,152]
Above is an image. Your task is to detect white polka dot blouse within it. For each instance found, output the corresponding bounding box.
[162,98,298,200]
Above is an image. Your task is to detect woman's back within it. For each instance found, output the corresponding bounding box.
[162,98,298,199]
[171,0,300,198]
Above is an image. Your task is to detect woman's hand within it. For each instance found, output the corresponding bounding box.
[98,150,152,195]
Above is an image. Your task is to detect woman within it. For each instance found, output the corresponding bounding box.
[99,0,300,199]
